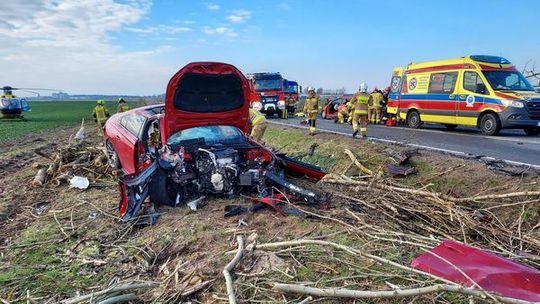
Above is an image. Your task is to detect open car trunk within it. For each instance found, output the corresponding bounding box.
[163,62,251,138]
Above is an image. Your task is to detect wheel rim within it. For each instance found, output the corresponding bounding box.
[484,118,493,132]
[410,114,418,126]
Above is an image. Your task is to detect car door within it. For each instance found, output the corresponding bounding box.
[116,114,146,174]
[426,72,458,124]
[457,71,488,126]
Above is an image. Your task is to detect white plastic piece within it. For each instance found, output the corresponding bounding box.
[70,176,89,189]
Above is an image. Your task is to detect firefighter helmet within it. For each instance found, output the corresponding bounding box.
[359,83,368,93]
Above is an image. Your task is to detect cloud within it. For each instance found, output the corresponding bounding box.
[0,0,175,95]
[207,3,220,11]
[226,9,251,24]
[125,25,192,34]
[202,26,238,37]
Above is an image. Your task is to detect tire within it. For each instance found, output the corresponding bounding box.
[149,169,176,206]
[406,110,422,129]
[444,124,457,131]
[524,127,540,136]
[105,140,121,169]
[479,113,501,136]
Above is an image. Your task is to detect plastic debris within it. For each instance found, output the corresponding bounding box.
[385,164,417,177]
[411,240,540,302]
[88,212,97,220]
[187,196,205,211]
[70,176,89,189]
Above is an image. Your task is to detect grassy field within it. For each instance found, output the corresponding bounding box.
[0,100,142,144]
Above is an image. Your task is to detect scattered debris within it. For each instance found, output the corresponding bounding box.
[385,164,417,177]
[187,196,205,211]
[70,176,89,189]
[411,240,540,302]
[88,212,97,220]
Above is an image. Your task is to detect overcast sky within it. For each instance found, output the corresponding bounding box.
[1,0,539,96]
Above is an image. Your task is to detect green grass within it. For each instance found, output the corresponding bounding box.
[0,100,141,143]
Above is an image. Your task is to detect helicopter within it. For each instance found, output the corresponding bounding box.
[1,86,60,119]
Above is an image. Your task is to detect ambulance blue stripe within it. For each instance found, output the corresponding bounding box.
[400,94,502,105]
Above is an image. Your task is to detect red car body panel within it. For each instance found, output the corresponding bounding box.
[163,62,251,139]
[104,105,163,175]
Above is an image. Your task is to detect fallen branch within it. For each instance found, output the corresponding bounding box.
[273,283,534,304]
[96,293,137,304]
[62,282,159,304]
[32,168,47,187]
[344,149,373,175]
[223,236,244,304]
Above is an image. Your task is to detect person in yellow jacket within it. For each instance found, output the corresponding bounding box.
[352,83,369,138]
[93,100,110,136]
[303,87,320,135]
[117,97,130,113]
[368,88,384,124]
[336,101,350,124]
[249,108,268,141]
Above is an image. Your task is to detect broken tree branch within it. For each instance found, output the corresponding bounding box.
[223,236,244,304]
[62,282,159,304]
[344,149,373,175]
[272,283,534,304]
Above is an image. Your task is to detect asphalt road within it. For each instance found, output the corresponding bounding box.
[269,117,540,168]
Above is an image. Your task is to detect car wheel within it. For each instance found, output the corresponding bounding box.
[444,124,457,131]
[479,113,501,136]
[524,127,540,136]
[149,169,176,206]
[406,110,422,129]
[105,140,121,169]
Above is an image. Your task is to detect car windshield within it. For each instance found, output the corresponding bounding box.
[254,79,282,91]
[167,125,246,147]
[482,71,534,91]
[284,84,298,94]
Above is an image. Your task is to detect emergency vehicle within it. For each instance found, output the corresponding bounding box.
[248,72,287,118]
[283,80,300,115]
[387,55,540,136]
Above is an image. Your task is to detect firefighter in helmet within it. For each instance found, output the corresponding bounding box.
[352,83,369,137]
[117,97,130,113]
[93,99,110,135]
[249,108,268,141]
[303,87,320,135]
[368,87,384,124]
[336,99,350,124]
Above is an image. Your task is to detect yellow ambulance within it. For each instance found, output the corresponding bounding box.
[387,55,540,135]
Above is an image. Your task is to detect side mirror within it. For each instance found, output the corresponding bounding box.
[476,83,487,94]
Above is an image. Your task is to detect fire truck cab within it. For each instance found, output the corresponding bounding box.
[249,72,287,118]
[387,55,540,136]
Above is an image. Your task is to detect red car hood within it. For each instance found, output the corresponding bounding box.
[164,62,251,138]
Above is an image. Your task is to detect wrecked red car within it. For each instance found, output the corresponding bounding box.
[103,62,326,223]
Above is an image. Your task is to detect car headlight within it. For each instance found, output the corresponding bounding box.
[502,99,524,108]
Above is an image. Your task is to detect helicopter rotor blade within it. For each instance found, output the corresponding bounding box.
[11,87,61,91]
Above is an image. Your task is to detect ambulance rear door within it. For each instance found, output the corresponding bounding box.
[387,68,404,115]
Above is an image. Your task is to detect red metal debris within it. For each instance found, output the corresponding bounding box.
[411,240,540,301]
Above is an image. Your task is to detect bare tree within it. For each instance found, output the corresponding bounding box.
[522,60,540,87]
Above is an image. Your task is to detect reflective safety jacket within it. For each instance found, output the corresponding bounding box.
[369,92,384,108]
[117,104,130,113]
[303,97,320,114]
[353,93,369,114]
[93,105,110,123]
[337,103,349,115]
[249,108,267,125]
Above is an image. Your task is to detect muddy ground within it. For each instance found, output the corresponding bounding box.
[0,125,539,303]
